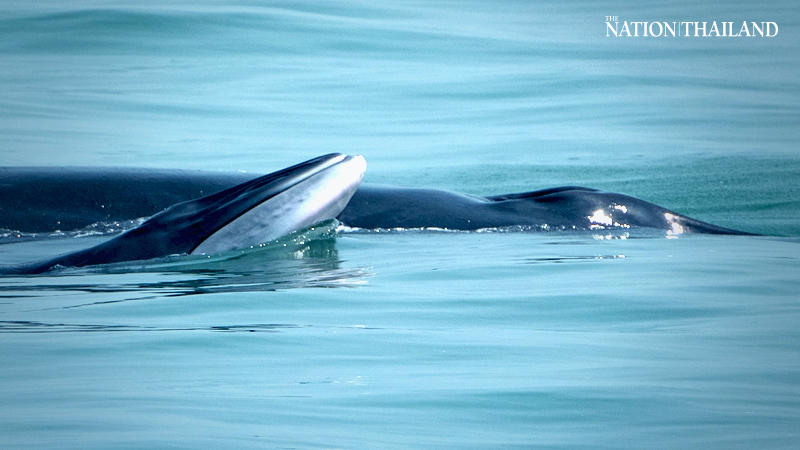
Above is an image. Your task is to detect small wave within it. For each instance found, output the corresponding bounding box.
[0,321,306,334]
[337,224,467,234]
[0,321,381,334]
[0,218,146,245]
[337,223,651,238]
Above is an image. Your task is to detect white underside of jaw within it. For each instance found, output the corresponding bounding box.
[191,155,366,255]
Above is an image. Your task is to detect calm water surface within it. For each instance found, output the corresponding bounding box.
[1,0,799,448]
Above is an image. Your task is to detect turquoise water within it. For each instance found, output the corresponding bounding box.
[2,1,800,449]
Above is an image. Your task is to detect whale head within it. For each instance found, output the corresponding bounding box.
[12,153,365,273]
[189,153,365,255]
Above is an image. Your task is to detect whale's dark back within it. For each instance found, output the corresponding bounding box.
[0,167,255,233]
[0,167,753,236]
[338,184,752,235]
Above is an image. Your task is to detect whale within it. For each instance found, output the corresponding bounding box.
[337,184,749,235]
[0,155,751,274]
[0,154,366,274]
[1,163,751,236]
[0,160,752,236]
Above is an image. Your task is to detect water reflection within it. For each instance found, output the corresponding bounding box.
[0,223,370,305]
[520,255,625,264]
[0,321,306,333]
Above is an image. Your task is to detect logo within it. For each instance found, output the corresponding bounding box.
[605,16,778,37]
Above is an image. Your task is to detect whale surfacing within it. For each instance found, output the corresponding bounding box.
[0,153,755,274]
[1,154,365,275]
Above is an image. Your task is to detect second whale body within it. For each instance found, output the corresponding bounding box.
[337,184,747,235]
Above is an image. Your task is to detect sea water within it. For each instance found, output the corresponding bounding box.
[1,1,800,449]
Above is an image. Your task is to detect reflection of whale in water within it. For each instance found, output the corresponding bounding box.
[0,224,368,298]
[0,154,366,274]
[0,154,751,273]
